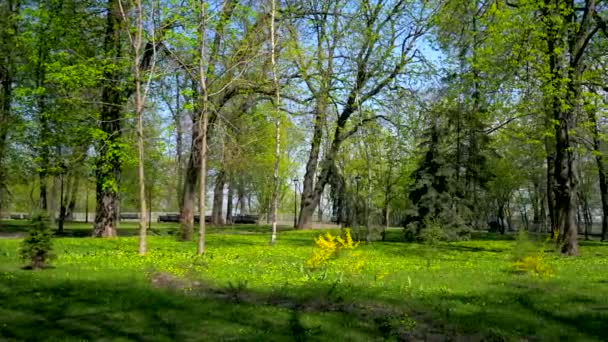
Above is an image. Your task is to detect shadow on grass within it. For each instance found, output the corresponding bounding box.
[423,280,608,341]
[3,266,605,341]
[0,272,444,341]
[433,244,506,254]
[382,229,517,244]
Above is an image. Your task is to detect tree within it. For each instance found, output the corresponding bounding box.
[93,0,129,237]
[119,0,157,254]
[286,0,434,228]
[0,0,19,216]
[269,0,281,244]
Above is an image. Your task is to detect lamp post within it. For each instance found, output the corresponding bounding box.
[293,178,299,228]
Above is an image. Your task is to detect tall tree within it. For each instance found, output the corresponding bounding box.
[196,0,210,255]
[94,0,128,237]
[288,0,434,228]
[119,0,156,254]
[269,0,281,244]
[539,0,603,255]
[0,0,19,214]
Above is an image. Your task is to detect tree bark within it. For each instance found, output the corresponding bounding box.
[36,31,50,213]
[0,0,18,216]
[225,180,233,223]
[589,106,608,241]
[269,0,280,243]
[173,73,185,209]
[66,173,80,220]
[179,116,200,240]
[131,0,149,255]
[93,0,126,238]
[298,99,326,229]
[545,147,557,237]
[599,156,608,241]
[212,170,225,225]
[553,91,579,255]
[196,0,210,255]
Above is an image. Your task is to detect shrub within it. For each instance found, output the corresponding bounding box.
[404,216,471,242]
[510,230,552,277]
[418,218,446,245]
[305,229,359,269]
[19,214,54,269]
[512,252,552,277]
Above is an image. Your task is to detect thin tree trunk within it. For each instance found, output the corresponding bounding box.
[225,180,233,223]
[66,173,80,220]
[599,157,608,241]
[269,0,280,244]
[121,0,150,255]
[174,73,184,209]
[196,0,209,255]
[49,174,59,225]
[362,133,372,241]
[236,181,246,214]
[546,149,557,238]
[58,174,66,233]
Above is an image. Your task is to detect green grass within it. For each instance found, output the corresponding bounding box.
[0,221,607,341]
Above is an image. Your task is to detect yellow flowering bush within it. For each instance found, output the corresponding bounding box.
[512,250,553,277]
[511,231,553,277]
[305,229,359,269]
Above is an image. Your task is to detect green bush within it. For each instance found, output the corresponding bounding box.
[510,230,553,277]
[19,214,54,269]
[418,218,446,245]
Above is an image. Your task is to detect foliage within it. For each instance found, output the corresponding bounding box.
[510,230,553,277]
[418,218,447,245]
[305,229,359,270]
[18,214,54,269]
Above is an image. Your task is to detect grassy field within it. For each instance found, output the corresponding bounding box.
[0,220,607,341]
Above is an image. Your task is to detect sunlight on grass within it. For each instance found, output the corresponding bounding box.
[0,224,607,341]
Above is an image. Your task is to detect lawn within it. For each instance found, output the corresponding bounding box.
[0,221,607,341]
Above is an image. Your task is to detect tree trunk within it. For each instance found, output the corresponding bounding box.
[236,181,246,214]
[298,102,325,229]
[94,0,126,238]
[553,112,578,255]
[39,173,48,211]
[179,124,199,240]
[66,174,80,220]
[174,73,184,209]
[196,0,209,256]
[269,0,280,244]
[546,151,557,237]
[120,0,150,254]
[599,159,608,241]
[0,0,18,217]
[497,203,506,235]
[58,174,66,233]
[49,174,59,224]
[225,180,233,223]
[589,107,608,241]
[212,170,225,225]
[576,201,584,234]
